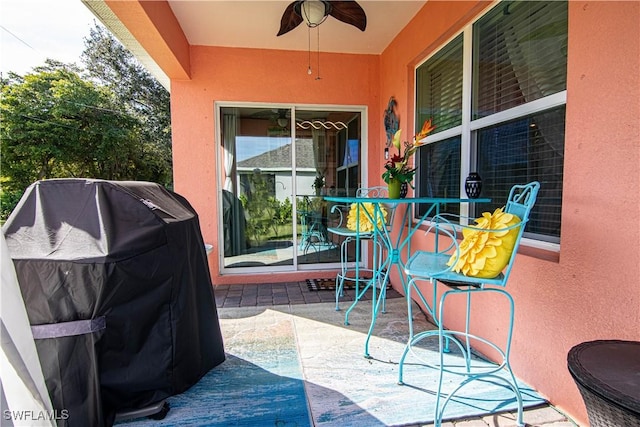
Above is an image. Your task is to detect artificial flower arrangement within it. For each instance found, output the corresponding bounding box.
[382,119,435,187]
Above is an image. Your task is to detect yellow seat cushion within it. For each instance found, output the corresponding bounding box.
[447,207,521,278]
[346,203,388,232]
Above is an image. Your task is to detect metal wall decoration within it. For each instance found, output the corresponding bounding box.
[383,96,399,159]
[297,120,347,130]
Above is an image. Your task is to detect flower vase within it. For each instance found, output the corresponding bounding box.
[387,178,401,199]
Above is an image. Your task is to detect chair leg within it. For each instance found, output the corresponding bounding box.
[336,235,383,326]
[372,238,387,313]
[335,237,351,312]
[438,287,524,426]
[398,278,439,384]
[399,285,524,426]
[334,272,344,311]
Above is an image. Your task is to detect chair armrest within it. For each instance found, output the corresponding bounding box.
[430,212,528,235]
[329,203,349,228]
[427,211,529,280]
[408,216,461,277]
[424,214,460,256]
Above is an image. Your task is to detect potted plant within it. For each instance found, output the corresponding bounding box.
[312,175,325,196]
[382,119,435,198]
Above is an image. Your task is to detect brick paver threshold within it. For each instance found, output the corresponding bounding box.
[214,281,402,308]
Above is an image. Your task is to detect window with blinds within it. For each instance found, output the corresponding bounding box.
[474,106,565,242]
[416,136,461,217]
[415,1,567,246]
[473,1,567,119]
[416,34,463,134]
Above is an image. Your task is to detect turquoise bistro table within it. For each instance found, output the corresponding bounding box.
[323,195,490,358]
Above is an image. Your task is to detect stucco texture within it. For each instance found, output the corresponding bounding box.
[106,1,640,425]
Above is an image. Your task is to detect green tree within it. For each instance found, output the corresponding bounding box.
[81,23,172,181]
[239,173,275,246]
[0,62,156,219]
[1,22,173,221]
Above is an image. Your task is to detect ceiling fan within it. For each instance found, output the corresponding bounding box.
[250,109,292,128]
[276,0,367,36]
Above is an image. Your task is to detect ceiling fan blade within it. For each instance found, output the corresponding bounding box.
[328,1,367,32]
[277,1,304,36]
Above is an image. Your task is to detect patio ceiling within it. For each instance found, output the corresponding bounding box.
[168,1,426,54]
[84,1,426,87]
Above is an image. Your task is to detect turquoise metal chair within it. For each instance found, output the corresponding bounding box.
[397,181,540,427]
[298,196,334,256]
[327,186,394,322]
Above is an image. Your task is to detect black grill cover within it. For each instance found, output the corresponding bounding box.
[2,179,225,426]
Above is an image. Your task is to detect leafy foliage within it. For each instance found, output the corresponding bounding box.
[0,23,172,221]
[382,119,435,186]
[1,65,136,205]
[82,24,171,154]
[239,173,294,246]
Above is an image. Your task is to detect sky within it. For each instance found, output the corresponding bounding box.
[0,0,97,76]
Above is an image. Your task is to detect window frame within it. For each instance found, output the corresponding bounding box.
[413,2,566,253]
[215,102,371,274]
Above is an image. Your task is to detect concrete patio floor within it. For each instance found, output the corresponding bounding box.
[214,282,578,427]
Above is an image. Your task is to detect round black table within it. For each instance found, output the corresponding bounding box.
[568,340,640,427]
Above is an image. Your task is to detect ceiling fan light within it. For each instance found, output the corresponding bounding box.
[300,0,328,27]
[277,117,288,128]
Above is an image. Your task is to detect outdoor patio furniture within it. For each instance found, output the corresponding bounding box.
[568,340,640,427]
[298,196,333,255]
[327,186,391,317]
[325,192,490,357]
[398,181,540,427]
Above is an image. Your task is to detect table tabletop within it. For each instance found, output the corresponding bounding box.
[324,196,489,204]
[568,340,640,417]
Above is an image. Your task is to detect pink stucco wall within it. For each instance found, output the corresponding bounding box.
[380,2,640,425]
[170,46,380,285]
[106,1,640,425]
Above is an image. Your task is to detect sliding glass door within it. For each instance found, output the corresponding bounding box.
[218,105,364,273]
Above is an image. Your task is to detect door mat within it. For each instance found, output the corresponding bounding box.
[306,278,390,291]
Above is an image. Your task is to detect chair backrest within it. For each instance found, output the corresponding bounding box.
[500,181,540,281]
[355,186,387,198]
[328,187,382,229]
[504,181,540,223]
[356,186,396,227]
[328,186,398,230]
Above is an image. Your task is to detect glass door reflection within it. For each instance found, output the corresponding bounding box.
[219,106,362,271]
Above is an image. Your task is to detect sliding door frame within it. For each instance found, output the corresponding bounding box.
[215,101,369,276]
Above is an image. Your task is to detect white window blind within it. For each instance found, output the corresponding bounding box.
[473,1,568,119]
[416,136,461,217]
[475,106,565,242]
[416,34,463,134]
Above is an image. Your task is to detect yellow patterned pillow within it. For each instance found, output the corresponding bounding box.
[447,207,521,278]
[346,203,388,232]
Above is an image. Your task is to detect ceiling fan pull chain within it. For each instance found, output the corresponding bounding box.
[307,25,312,75]
[316,25,321,80]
